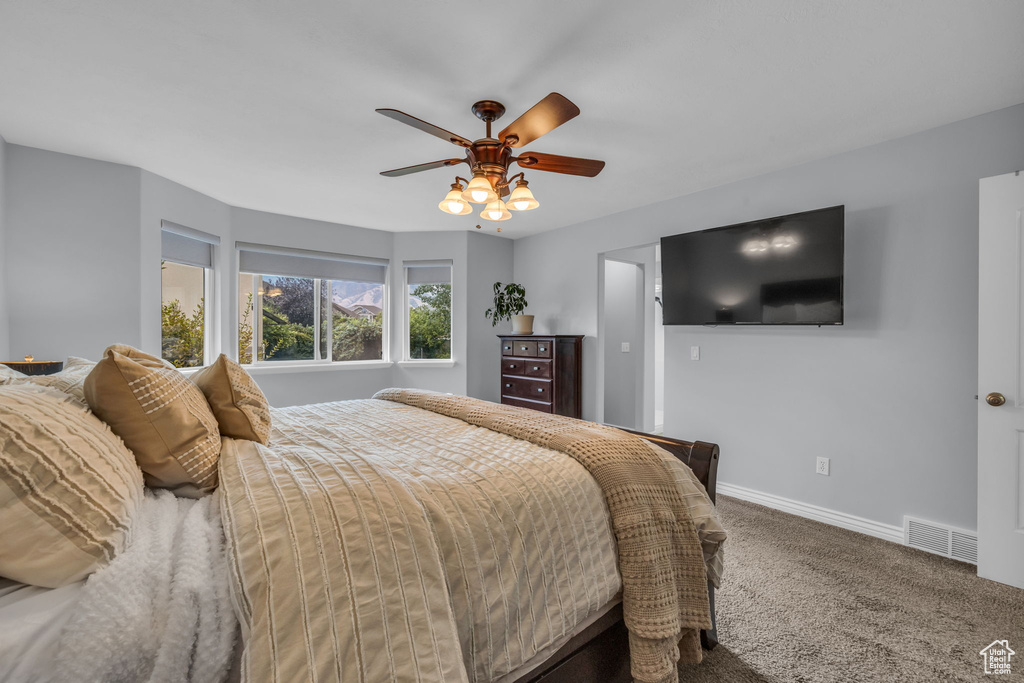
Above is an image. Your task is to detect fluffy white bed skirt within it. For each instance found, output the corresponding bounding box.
[54,489,237,682]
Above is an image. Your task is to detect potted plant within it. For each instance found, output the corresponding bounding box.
[485,282,533,334]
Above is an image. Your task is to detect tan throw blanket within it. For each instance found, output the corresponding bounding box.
[375,389,712,683]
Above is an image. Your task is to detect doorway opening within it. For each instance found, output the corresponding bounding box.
[598,243,661,433]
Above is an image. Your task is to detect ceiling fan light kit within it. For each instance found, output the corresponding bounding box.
[507,178,539,211]
[462,171,498,204]
[482,198,512,222]
[377,93,604,230]
[438,179,473,215]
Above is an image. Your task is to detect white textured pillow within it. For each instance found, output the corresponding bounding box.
[0,384,144,587]
[0,364,25,385]
[22,357,96,409]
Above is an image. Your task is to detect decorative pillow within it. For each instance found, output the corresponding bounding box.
[22,357,96,409]
[84,344,221,498]
[191,354,272,444]
[0,364,25,385]
[0,384,144,588]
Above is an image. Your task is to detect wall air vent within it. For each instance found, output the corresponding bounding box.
[904,516,978,565]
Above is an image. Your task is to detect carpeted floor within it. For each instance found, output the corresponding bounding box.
[680,496,1024,682]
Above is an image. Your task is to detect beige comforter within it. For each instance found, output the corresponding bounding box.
[219,395,725,683]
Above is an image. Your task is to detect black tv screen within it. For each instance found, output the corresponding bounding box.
[661,205,844,325]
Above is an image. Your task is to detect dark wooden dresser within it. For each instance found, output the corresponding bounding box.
[499,335,583,418]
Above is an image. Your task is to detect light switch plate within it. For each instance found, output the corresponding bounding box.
[690,346,700,361]
[621,342,630,353]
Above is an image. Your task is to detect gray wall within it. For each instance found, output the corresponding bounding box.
[467,232,514,403]
[513,103,1024,532]
[0,136,8,359]
[1,146,514,408]
[6,145,142,360]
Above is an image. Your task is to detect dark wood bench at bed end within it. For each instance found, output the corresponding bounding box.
[521,430,722,683]
[623,430,720,504]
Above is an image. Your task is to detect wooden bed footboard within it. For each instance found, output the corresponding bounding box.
[522,430,721,682]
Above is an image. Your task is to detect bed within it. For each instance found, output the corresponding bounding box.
[0,351,725,683]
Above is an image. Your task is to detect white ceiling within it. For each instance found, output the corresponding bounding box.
[1,1,1022,239]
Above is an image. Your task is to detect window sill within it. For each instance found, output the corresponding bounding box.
[244,360,394,375]
[397,360,456,368]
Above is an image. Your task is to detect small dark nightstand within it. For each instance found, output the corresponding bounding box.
[2,360,64,376]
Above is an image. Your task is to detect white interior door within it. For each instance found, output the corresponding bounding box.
[978,170,1024,589]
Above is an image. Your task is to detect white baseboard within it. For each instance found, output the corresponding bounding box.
[717,482,905,545]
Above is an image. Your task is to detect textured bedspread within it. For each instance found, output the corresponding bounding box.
[218,395,723,683]
[376,390,714,683]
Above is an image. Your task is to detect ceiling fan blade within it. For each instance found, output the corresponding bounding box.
[498,93,580,148]
[379,158,466,177]
[516,152,605,177]
[376,109,473,147]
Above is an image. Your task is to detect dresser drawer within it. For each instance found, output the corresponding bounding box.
[523,359,552,379]
[512,340,538,357]
[501,340,515,356]
[501,377,552,401]
[502,396,554,413]
[501,358,526,375]
[535,340,553,358]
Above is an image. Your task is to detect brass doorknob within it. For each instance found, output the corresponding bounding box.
[986,392,1006,407]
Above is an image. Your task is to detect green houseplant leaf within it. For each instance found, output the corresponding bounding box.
[484,282,528,327]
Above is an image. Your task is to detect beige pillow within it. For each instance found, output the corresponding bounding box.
[85,344,221,498]
[192,354,272,444]
[0,384,144,587]
[23,357,96,409]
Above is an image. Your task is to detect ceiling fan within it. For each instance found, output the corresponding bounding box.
[376,93,605,223]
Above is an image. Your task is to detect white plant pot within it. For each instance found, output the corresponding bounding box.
[511,314,535,335]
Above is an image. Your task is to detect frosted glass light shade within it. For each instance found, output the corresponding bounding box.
[438,185,472,215]
[462,173,498,204]
[481,198,511,222]
[507,180,539,211]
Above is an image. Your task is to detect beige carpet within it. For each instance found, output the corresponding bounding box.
[680,496,1024,682]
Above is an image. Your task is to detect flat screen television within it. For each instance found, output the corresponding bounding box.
[660,205,844,325]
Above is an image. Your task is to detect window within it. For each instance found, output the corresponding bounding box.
[161,223,218,368]
[405,261,452,360]
[237,243,387,365]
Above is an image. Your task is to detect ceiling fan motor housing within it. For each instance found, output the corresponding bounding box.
[468,138,514,196]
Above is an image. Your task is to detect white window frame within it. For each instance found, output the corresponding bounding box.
[403,260,454,363]
[238,269,390,369]
[161,222,219,368]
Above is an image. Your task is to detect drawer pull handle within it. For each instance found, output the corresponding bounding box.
[540,347,547,352]
[521,346,528,350]
[509,364,516,368]
[537,388,544,393]
[505,383,511,388]
[532,366,539,371]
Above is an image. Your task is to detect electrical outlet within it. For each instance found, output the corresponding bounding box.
[815,457,830,476]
